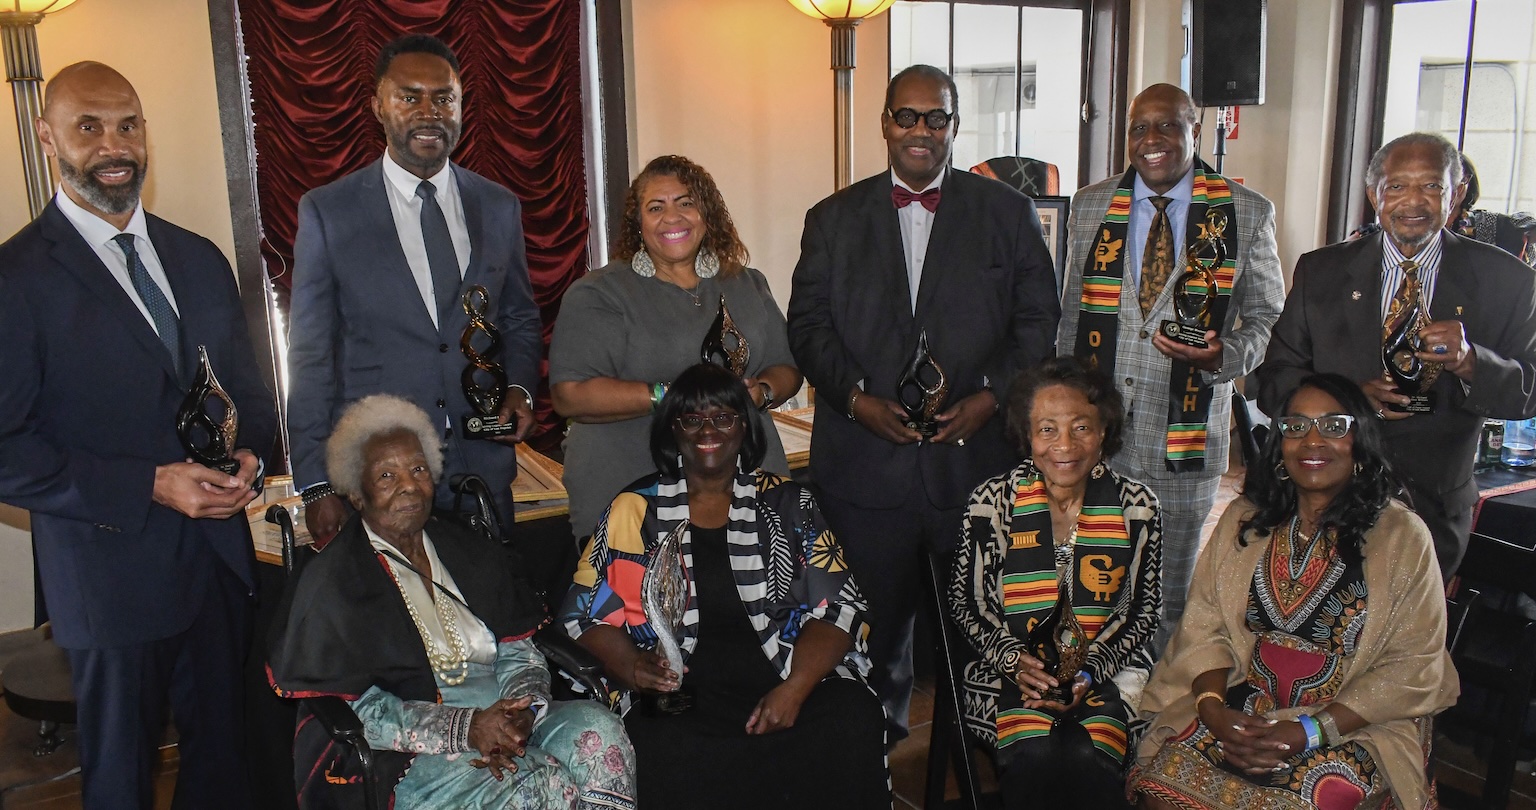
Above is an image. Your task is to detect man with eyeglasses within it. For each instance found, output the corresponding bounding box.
[787,64,1060,741]
[1257,131,1536,578]
[287,34,541,543]
[1058,83,1286,653]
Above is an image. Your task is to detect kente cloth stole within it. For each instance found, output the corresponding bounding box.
[1072,165,1239,471]
[994,464,1132,744]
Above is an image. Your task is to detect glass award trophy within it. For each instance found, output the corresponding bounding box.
[896,330,950,438]
[1382,274,1441,414]
[1023,576,1087,705]
[641,520,692,714]
[175,345,240,475]
[459,285,519,439]
[1159,209,1229,349]
[700,294,750,376]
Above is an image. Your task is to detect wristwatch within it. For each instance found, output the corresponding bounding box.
[757,380,774,411]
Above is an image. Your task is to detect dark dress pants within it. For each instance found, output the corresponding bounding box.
[817,481,963,740]
[1401,477,1472,580]
[65,556,254,810]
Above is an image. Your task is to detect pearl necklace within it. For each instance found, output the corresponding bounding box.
[387,563,470,686]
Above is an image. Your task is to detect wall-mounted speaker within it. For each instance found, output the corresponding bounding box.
[1190,0,1267,107]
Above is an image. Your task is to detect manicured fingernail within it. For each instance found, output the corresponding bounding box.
[1277,743,1290,751]
[1265,718,1278,725]
[1233,724,1244,731]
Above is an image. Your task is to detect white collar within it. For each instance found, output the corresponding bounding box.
[381,151,456,200]
[54,187,150,248]
[891,166,947,194]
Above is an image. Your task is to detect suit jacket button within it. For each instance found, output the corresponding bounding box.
[440,343,449,353]
[1125,377,1133,386]
[437,399,446,408]
[1140,330,1149,339]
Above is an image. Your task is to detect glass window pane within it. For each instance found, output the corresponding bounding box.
[1382,0,1473,145]
[889,2,951,74]
[1466,0,1536,215]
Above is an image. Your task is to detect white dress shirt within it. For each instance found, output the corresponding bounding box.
[893,168,947,312]
[1379,231,1443,321]
[55,189,181,329]
[381,153,472,330]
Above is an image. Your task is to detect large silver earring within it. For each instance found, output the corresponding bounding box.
[1275,461,1291,481]
[695,249,720,279]
[631,249,657,278]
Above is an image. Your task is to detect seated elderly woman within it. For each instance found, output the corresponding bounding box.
[268,395,635,809]
[949,357,1162,810]
[561,363,887,809]
[1131,373,1459,810]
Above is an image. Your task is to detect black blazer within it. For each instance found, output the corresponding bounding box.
[0,202,277,648]
[1257,231,1536,520]
[787,169,1060,509]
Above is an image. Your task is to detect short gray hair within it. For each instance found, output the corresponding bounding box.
[1365,132,1464,190]
[325,395,444,499]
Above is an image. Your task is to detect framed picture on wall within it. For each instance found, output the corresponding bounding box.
[1033,196,1070,293]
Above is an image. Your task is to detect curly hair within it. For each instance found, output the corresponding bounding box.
[1004,357,1126,460]
[325,395,444,500]
[649,364,765,479]
[1238,373,1400,564]
[614,155,749,275]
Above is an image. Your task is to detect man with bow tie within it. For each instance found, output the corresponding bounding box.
[787,64,1059,740]
[1257,131,1536,577]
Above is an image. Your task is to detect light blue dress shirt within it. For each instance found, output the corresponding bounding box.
[1127,169,1195,289]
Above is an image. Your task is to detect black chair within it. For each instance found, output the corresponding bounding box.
[1439,531,1536,809]
[266,475,608,810]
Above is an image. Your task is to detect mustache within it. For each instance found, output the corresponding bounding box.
[409,124,450,137]
[86,158,140,174]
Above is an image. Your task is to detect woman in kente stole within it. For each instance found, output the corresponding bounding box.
[950,357,1163,809]
[1132,372,1458,810]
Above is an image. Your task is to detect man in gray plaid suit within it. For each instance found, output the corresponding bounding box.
[1057,84,1285,650]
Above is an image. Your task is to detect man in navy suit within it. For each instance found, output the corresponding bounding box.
[287,34,541,543]
[0,62,276,808]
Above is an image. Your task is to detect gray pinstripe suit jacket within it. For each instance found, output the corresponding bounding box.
[1057,172,1285,483]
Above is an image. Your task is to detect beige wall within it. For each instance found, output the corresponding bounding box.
[623,0,891,308]
[0,0,236,632]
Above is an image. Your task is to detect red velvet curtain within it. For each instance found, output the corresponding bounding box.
[238,0,588,450]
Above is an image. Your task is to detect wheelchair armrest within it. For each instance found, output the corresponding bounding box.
[533,626,606,697]
[305,695,366,746]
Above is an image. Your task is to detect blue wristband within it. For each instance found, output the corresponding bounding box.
[1297,714,1323,751]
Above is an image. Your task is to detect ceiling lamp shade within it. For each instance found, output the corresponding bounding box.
[786,0,895,22]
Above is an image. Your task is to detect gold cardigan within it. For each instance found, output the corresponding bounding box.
[1136,498,1459,809]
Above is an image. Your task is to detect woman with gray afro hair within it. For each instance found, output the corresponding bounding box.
[325,394,444,499]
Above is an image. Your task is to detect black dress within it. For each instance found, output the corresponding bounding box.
[622,524,889,809]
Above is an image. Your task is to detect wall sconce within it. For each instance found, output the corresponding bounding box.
[1,0,80,219]
[787,0,895,191]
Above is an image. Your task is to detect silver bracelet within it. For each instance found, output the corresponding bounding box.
[1316,709,1343,747]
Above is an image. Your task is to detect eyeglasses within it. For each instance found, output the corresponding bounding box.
[675,412,742,434]
[887,107,955,131]
[1275,414,1356,439]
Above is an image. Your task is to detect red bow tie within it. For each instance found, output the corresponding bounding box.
[892,185,942,213]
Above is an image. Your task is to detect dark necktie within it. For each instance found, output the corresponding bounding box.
[892,185,942,213]
[1383,259,1419,341]
[416,180,461,326]
[1138,196,1174,318]
[113,233,183,380]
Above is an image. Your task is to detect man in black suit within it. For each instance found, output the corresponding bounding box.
[787,64,1060,738]
[0,62,276,808]
[1257,132,1536,576]
[288,34,541,543]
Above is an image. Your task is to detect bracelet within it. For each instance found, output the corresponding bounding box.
[1315,710,1342,747]
[1194,690,1224,710]
[650,382,669,411]
[301,483,336,506]
[1297,713,1323,751]
[846,388,861,420]
[757,380,774,412]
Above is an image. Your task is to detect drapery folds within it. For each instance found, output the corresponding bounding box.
[238,0,589,450]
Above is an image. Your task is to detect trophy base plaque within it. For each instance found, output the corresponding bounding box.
[1160,319,1210,349]
[639,687,694,716]
[1387,391,1437,415]
[905,420,940,439]
[461,414,519,440]
[207,458,241,476]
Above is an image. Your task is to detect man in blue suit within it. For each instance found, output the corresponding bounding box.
[287,34,541,543]
[0,62,277,808]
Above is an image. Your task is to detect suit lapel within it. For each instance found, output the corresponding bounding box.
[913,170,965,318]
[871,175,915,337]
[448,164,482,338]
[362,161,439,335]
[41,204,181,383]
[1429,231,1477,322]
[1342,235,1388,379]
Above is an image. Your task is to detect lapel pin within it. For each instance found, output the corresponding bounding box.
[1456,306,1464,316]
[1351,290,1362,301]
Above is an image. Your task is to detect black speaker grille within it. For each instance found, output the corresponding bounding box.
[1191,0,1267,107]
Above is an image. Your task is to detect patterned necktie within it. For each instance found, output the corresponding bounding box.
[1383,259,1419,342]
[892,185,942,213]
[1138,196,1174,317]
[416,180,461,326]
[113,233,183,380]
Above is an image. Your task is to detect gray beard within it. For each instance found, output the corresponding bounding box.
[57,156,145,216]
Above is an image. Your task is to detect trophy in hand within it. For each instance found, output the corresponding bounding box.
[176,345,241,475]
[1160,209,1229,349]
[641,521,692,714]
[1023,576,1088,705]
[896,330,950,439]
[459,285,518,439]
[1382,271,1441,414]
[700,294,750,376]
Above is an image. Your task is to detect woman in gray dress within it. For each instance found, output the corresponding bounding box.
[550,155,801,540]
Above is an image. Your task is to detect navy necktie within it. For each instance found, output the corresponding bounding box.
[416,180,461,327]
[113,233,183,380]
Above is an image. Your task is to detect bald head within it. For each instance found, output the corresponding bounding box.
[37,61,148,227]
[1127,83,1201,194]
